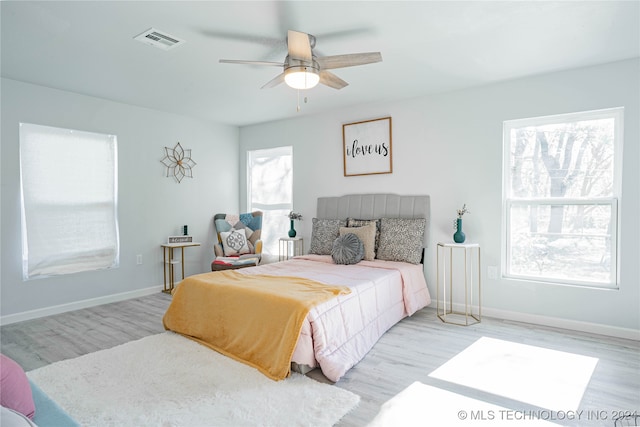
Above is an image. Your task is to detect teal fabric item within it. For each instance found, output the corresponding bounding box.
[214,218,233,233]
[29,380,80,427]
[240,213,262,232]
[215,213,261,234]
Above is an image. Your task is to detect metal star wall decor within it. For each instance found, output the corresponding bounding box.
[161,142,196,183]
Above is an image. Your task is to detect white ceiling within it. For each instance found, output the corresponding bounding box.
[2,1,638,127]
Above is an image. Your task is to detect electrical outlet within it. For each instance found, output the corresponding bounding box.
[487,266,498,279]
[136,254,143,265]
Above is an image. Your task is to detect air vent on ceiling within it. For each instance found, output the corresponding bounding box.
[134,28,185,51]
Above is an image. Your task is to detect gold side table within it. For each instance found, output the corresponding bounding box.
[436,242,481,326]
[279,237,303,261]
[161,242,201,294]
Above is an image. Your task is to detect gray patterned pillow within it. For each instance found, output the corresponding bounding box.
[347,218,381,254]
[309,218,347,255]
[377,218,426,264]
[331,233,364,265]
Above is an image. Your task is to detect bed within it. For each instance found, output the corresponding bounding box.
[163,194,431,382]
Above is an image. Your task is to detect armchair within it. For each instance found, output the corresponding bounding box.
[211,211,263,271]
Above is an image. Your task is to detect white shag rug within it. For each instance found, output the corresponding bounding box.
[27,332,359,427]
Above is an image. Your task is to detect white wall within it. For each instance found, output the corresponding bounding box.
[239,59,640,336]
[1,78,239,321]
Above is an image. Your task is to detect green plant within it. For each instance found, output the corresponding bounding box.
[288,211,303,220]
[453,204,470,229]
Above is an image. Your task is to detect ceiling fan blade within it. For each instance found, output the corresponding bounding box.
[261,73,285,89]
[314,28,375,43]
[287,30,312,62]
[317,52,382,70]
[319,70,348,90]
[200,29,283,47]
[219,59,285,67]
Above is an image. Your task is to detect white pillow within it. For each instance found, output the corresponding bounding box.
[1,407,38,427]
[220,229,251,256]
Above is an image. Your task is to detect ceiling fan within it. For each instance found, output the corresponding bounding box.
[219,30,382,90]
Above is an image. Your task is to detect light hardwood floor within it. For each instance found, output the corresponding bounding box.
[2,293,638,426]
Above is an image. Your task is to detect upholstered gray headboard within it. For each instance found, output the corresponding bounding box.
[316,194,430,246]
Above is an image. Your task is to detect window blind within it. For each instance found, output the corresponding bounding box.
[19,123,120,279]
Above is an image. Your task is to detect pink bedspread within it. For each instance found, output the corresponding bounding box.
[238,255,431,382]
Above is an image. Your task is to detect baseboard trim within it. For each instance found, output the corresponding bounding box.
[436,301,640,341]
[0,285,164,326]
[4,292,638,341]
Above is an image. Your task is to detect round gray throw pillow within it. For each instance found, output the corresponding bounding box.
[331,233,364,265]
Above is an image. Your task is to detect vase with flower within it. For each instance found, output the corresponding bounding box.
[453,204,469,243]
[288,211,303,238]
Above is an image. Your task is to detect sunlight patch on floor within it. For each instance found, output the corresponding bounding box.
[428,336,599,411]
[368,382,558,426]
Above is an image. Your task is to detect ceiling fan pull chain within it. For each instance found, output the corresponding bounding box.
[297,89,301,112]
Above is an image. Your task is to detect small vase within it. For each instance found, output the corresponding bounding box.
[288,219,297,238]
[453,218,466,243]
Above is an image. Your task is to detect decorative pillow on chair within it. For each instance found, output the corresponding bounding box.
[220,229,251,256]
[331,233,364,265]
[214,212,262,249]
[377,218,426,264]
[0,355,35,420]
[340,222,376,261]
[309,218,347,255]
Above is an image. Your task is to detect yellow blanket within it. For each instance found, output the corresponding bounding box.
[162,270,351,380]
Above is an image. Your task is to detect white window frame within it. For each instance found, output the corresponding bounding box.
[19,123,120,280]
[502,108,623,288]
[246,146,293,262]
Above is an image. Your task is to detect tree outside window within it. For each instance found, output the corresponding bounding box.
[247,146,293,263]
[503,108,622,287]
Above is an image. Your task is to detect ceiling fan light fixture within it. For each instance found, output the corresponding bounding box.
[284,66,320,89]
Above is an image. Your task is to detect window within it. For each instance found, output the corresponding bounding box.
[247,146,293,262]
[20,123,119,279]
[503,108,622,288]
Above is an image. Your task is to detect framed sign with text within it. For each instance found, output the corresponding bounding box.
[342,117,392,176]
[168,235,193,244]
